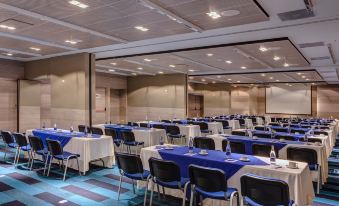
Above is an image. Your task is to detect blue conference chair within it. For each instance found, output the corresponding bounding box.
[241,174,294,206]
[12,133,31,167]
[147,158,189,206]
[1,131,18,164]
[105,128,122,151]
[28,135,48,171]
[193,137,215,150]
[115,153,150,201]
[120,130,144,154]
[45,139,81,181]
[166,125,186,145]
[188,164,239,206]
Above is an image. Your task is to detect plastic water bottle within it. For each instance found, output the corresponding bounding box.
[84,126,88,136]
[42,122,46,129]
[270,145,276,165]
[188,137,194,153]
[225,140,232,160]
[70,126,74,133]
[53,123,57,130]
[160,136,164,146]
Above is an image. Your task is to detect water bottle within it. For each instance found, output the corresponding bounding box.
[270,145,276,165]
[42,122,46,129]
[188,137,194,153]
[160,136,164,146]
[304,133,308,142]
[53,123,57,130]
[84,126,88,136]
[70,125,74,133]
[225,140,232,160]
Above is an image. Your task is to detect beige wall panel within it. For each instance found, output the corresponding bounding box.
[0,59,24,80]
[41,83,51,127]
[127,106,185,122]
[231,87,250,114]
[317,85,339,119]
[96,73,127,89]
[50,108,86,129]
[93,88,106,125]
[0,79,17,131]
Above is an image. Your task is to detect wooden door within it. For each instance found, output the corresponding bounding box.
[188,94,204,118]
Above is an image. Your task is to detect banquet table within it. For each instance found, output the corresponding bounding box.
[207,134,328,183]
[26,128,114,174]
[244,119,253,128]
[94,124,166,147]
[140,145,314,206]
[256,117,264,125]
[227,119,240,130]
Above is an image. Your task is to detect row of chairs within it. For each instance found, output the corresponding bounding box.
[116,153,294,206]
[1,131,80,181]
[192,136,321,194]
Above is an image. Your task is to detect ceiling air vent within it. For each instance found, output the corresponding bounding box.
[299,42,324,48]
[277,0,315,21]
[310,56,330,61]
[0,18,34,29]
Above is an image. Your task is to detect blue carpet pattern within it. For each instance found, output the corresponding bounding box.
[0,140,338,206]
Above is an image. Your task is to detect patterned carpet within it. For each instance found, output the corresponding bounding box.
[0,143,338,206]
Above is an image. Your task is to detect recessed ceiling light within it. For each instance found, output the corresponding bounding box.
[227,78,232,81]
[273,56,281,61]
[221,10,240,17]
[69,0,89,8]
[206,53,214,57]
[206,11,221,19]
[188,69,195,72]
[0,24,16,30]
[297,72,302,75]
[169,65,176,68]
[260,73,266,77]
[132,73,137,76]
[135,26,149,32]
[189,76,194,79]
[250,84,254,86]
[241,66,247,69]
[269,77,274,80]
[212,81,216,84]
[225,60,232,64]
[311,83,315,85]
[29,47,41,51]
[289,84,292,87]
[110,62,117,66]
[144,58,152,62]
[306,78,310,81]
[301,76,306,79]
[65,39,81,45]
[6,53,13,56]
[284,63,290,67]
[158,71,164,74]
[259,46,268,52]
[217,75,221,78]
[201,79,206,82]
[276,80,280,82]
[109,69,115,72]
[236,80,241,83]
[137,67,143,70]
[285,83,289,86]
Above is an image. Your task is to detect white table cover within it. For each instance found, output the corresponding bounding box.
[140,146,315,206]
[26,129,114,174]
[256,117,264,125]
[227,120,240,130]
[207,122,224,134]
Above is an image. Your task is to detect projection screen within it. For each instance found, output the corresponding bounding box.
[265,85,312,114]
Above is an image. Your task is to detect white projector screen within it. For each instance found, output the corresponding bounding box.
[266,85,312,114]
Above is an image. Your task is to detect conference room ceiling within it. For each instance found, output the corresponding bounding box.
[0,0,268,60]
[96,38,312,81]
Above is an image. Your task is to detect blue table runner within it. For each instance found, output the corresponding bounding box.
[158,146,268,180]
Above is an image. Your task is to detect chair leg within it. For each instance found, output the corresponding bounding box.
[47,157,53,177]
[3,145,7,162]
[63,158,69,181]
[132,179,136,194]
[118,175,123,200]
[162,186,165,198]
[76,157,81,175]
[30,152,35,170]
[14,147,19,165]
[157,184,161,200]
[149,180,154,206]
[15,149,21,166]
[43,154,49,175]
[182,182,189,206]
[144,176,151,206]
[317,166,322,194]
[26,150,31,167]
[189,187,194,206]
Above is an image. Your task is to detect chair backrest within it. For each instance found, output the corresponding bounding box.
[152,124,166,130]
[128,122,138,126]
[252,144,279,158]
[78,125,90,133]
[139,123,149,128]
[274,135,295,141]
[301,125,311,129]
[104,128,118,139]
[268,122,280,126]
[195,122,209,131]
[166,125,180,135]
[149,158,180,182]
[231,130,247,136]
[287,147,317,165]
[28,135,44,152]
[189,164,227,192]
[161,120,171,123]
[272,127,288,133]
[254,126,269,131]
[241,174,291,206]
[222,140,246,154]
[251,117,257,124]
[314,131,328,136]
[1,131,15,144]
[12,133,28,147]
[172,120,183,124]
[115,153,144,174]
[120,130,135,142]
[237,118,245,125]
[90,127,103,135]
[253,132,271,139]
[193,137,215,150]
[46,139,63,156]
[290,128,306,134]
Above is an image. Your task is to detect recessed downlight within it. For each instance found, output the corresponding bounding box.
[188,69,195,72]
[227,78,232,81]
[212,81,216,84]
[241,66,247,69]
[144,58,152,62]
[135,26,149,32]
[284,63,290,67]
[110,62,117,66]
[236,80,241,83]
[169,65,176,68]
[259,46,268,52]
[0,24,16,30]
[158,71,164,74]
[273,56,281,61]
[225,60,232,64]
[206,11,221,19]
[30,47,41,51]
[109,69,115,72]
[137,67,143,70]
[201,79,206,82]
[206,53,214,57]
[260,73,266,77]
[69,0,89,9]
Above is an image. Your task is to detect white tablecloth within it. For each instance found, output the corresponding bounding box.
[207,122,224,134]
[227,120,240,130]
[256,117,264,125]
[140,146,315,206]
[208,134,328,184]
[26,129,114,174]
[244,119,253,128]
